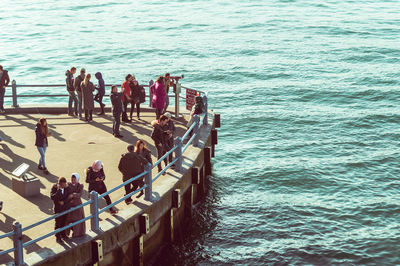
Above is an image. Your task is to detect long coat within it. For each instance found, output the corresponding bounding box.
[66,182,86,237]
[151,82,166,110]
[81,81,95,110]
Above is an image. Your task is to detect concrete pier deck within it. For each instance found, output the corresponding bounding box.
[0,106,191,265]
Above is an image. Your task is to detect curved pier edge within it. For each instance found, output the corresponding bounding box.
[22,112,218,266]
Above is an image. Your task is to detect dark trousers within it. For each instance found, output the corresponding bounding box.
[94,93,104,113]
[165,139,174,163]
[156,108,163,119]
[130,102,140,118]
[156,144,167,171]
[84,110,93,121]
[123,174,143,200]
[0,87,5,110]
[68,91,78,114]
[55,213,68,239]
[90,184,112,207]
[113,113,121,135]
[122,100,129,121]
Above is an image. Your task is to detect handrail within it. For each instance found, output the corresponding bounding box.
[0,84,209,265]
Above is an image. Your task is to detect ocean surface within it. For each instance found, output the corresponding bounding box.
[2,0,400,265]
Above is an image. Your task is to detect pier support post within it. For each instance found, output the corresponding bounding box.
[133,235,144,266]
[90,191,99,232]
[175,137,183,172]
[215,113,220,128]
[184,185,194,218]
[191,167,200,185]
[193,115,200,147]
[203,94,208,126]
[13,222,24,266]
[12,80,18,108]
[148,80,154,107]
[204,147,212,176]
[172,189,181,209]
[211,129,218,158]
[166,209,174,242]
[144,163,152,201]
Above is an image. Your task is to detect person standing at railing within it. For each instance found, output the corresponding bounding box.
[118,144,148,204]
[81,73,96,123]
[35,117,51,175]
[110,85,124,138]
[0,65,10,114]
[121,74,134,123]
[94,72,105,115]
[151,115,169,174]
[65,67,78,116]
[151,76,166,119]
[50,177,72,243]
[74,68,86,120]
[163,73,171,114]
[66,173,85,238]
[85,160,118,214]
[129,78,143,120]
[163,112,176,168]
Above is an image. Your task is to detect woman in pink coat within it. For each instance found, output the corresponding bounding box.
[151,76,166,119]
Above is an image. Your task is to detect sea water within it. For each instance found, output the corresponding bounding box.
[1,0,400,264]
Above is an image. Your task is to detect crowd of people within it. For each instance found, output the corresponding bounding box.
[0,65,205,244]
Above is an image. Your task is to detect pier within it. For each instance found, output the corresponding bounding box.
[0,84,219,265]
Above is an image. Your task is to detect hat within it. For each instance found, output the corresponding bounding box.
[92,160,103,172]
[71,173,80,183]
[164,112,172,118]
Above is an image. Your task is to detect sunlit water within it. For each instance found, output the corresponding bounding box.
[1,0,400,264]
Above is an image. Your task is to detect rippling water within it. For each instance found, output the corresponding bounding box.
[2,0,400,264]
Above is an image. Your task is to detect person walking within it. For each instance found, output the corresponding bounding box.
[81,73,96,122]
[121,74,133,122]
[129,78,142,120]
[163,112,176,168]
[66,67,78,116]
[94,72,106,115]
[151,76,166,119]
[74,68,86,120]
[66,173,86,238]
[35,117,51,175]
[118,144,148,204]
[110,85,123,138]
[50,177,72,243]
[0,65,10,114]
[135,139,152,165]
[151,115,168,174]
[85,160,117,214]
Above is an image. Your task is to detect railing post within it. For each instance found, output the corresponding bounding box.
[12,80,18,108]
[144,163,152,201]
[13,222,24,266]
[203,94,208,126]
[148,80,154,107]
[193,115,200,147]
[175,82,181,118]
[90,191,99,232]
[175,136,183,172]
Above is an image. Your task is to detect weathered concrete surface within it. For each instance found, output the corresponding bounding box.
[0,106,196,265]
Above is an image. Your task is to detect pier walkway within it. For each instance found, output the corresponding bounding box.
[0,106,190,264]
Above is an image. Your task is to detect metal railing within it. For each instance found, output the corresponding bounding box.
[0,86,209,265]
[4,80,188,118]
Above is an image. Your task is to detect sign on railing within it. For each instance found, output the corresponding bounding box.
[186,88,200,111]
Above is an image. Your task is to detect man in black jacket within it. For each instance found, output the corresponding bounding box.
[0,65,10,113]
[110,85,123,138]
[50,177,72,243]
[74,68,86,120]
[151,115,169,174]
[118,144,148,204]
[65,67,77,116]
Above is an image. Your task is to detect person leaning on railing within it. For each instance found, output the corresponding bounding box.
[74,68,86,120]
[85,160,118,214]
[94,72,105,115]
[151,115,169,174]
[65,173,86,238]
[81,73,96,123]
[151,76,166,119]
[118,144,148,205]
[0,65,10,114]
[121,74,134,123]
[110,85,123,138]
[129,78,144,120]
[50,177,72,243]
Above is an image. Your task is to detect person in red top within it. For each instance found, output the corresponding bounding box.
[121,74,134,122]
